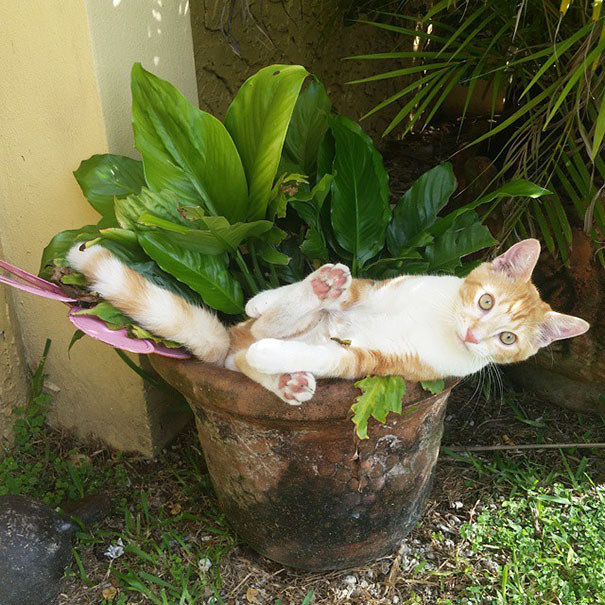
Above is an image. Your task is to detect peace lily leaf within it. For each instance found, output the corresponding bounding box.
[289,174,333,229]
[420,379,446,394]
[387,163,457,256]
[424,211,495,273]
[73,302,131,330]
[137,212,272,254]
[131,63,248,222]
[129,324,180,348]
[73,154,145,224]
[280,78,331,176]
[224,64,309,220]
[352,375,407,439]
[138,232,243,314]
[115,188,190,231]
[39,225,101,278]
[97,228,138,247]
[257,241,291,265]
[329,115,391,271]
[96,237,203,306]
[300,228,329,261]
[267,173,309,220]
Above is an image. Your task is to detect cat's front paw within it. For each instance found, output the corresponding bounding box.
[276,371,316,405]
[310,263,352,306]
[245,289,277,318]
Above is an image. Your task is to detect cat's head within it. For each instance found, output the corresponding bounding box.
[456,239,589,365]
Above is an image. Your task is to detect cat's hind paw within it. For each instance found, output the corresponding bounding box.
[276,371,316,405]
[311,263,352,306]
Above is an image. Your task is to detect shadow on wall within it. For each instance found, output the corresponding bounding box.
[189,0,407,140]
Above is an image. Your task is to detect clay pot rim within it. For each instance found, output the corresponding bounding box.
[151,355,459,427]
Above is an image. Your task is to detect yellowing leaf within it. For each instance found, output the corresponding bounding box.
[352,376,406,439]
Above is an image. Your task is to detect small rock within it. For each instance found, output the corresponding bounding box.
[198,558,212,573]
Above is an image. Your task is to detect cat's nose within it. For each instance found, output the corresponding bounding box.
[464,327,480,344]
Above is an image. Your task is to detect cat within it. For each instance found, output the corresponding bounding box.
[67,239,589,404]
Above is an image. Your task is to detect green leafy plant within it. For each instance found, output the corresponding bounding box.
[351,0,605,265]
[40,62,548,438]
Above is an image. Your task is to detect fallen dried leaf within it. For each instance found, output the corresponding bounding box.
[102,586,117,600]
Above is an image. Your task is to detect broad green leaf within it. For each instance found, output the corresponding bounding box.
[97,237,202,306]
[329,115,391,271]
[73,154,145,223]
[131,63,248,222]
[352,376,407,439]
[420,379,446,394]
[387,163,457,256]
[138,232,243,314]
[73,302,131,329]
[115,188,190,231]
[257,241,291,265]
[280,78,331,177]
[137,212,272,254]
[98,228,139,246]
[424,211,495,273]
[289,174,333,229]
[266,173,309,220]
[39,225,101,278]
[224,64,309,220]
[300,228,329,261]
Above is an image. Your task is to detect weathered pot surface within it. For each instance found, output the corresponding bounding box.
[151,356,454,571]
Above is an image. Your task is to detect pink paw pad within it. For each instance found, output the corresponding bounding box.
[311,264,350,301]
[277,371,316,405]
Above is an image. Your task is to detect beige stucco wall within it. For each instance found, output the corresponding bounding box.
[190,0,404,139]
[84,0,199,156]
[0,1,190,455]
[0,239,29,448]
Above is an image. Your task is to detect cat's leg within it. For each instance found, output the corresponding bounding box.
[232,350,316,405]
[246,264,352,318]
[246,339,351,377]
[249,264,352,339]
[246,339,440,381]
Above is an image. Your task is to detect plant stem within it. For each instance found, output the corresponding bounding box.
[235,250,259,296]
[268,263,279,288]
[248,242,268,290]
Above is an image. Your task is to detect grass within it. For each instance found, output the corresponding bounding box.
[1,343,605,604]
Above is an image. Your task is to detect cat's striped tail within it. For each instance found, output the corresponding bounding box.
[67,244,230,364]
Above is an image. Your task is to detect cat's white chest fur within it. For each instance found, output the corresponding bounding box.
[325,275,486,378]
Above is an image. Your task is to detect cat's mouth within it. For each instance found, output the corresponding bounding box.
[457,333,475,351]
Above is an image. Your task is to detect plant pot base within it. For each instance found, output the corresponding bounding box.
[153,357,454,571]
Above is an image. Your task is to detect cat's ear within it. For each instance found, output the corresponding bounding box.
[537,311,590,347]
[492,239,541,281]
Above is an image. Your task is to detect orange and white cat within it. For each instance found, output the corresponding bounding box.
[68,239,589,404]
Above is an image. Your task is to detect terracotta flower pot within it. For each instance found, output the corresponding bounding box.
[150,357,455,571]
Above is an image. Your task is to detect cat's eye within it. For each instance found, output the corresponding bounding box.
[478,293,494,310]
[500,331,517,345]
